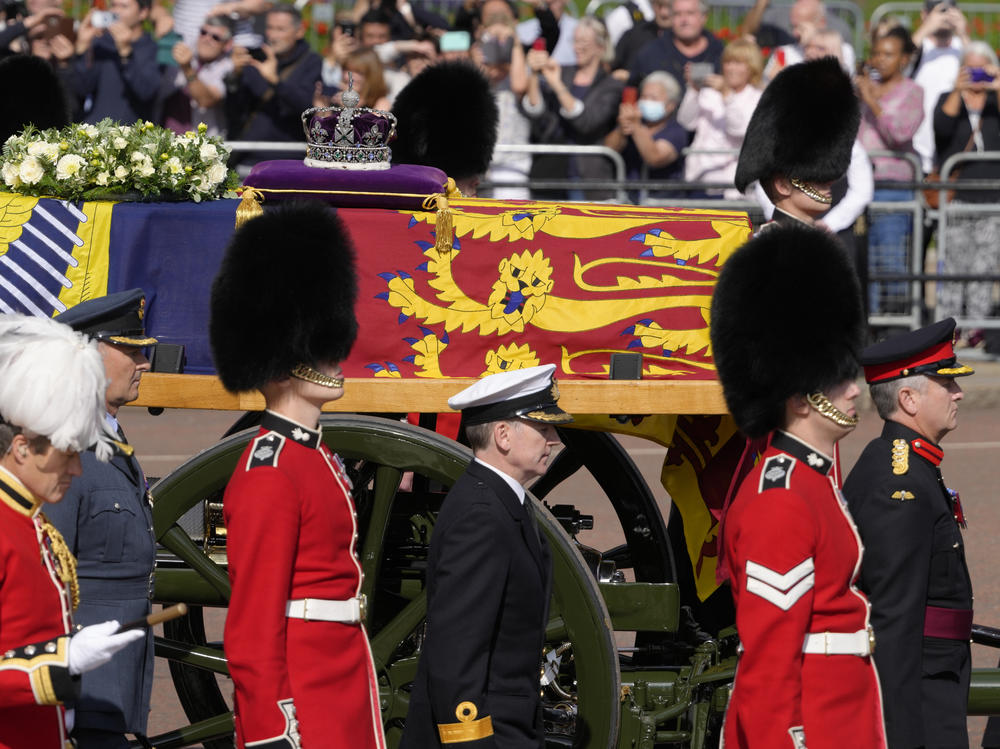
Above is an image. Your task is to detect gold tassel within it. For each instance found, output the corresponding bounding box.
[235,186,264,229]
[422,192,455,255]
[38,513,80,611]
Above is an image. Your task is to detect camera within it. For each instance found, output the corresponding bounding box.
[338,20,356,37]
[689,62,713,86]
[969,66,995,83]
[90,10,117,28]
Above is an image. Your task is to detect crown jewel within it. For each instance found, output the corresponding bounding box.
[302,74,396,170]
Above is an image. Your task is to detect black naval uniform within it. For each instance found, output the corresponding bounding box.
[401,459,552,749]
[844,420,973,749]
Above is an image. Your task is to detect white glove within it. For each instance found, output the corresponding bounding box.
[68,621,145,676]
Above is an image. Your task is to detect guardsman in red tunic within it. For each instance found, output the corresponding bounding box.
[844,318,975,749]
[710,224,887,749]
[210,202,385,749]
[0,315,145,749]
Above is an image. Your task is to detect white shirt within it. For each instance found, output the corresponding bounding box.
[604,0,653,46]
[474,457,526,504]
[913,36,963,173]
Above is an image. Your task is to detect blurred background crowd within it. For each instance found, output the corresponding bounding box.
[2,0,999,340]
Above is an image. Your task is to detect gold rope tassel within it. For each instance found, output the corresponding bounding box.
[38,513,80,610]
[423,190,455,255]
[235,186,264,229]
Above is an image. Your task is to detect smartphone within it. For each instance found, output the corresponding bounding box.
[42,16,76,42]
[622,86,638,105]
[90,9,116,28]
[689,62,713,85]
[439,30,470,53]
[970,66,995,83]
[531,37,546,52]
[338,21,356,37]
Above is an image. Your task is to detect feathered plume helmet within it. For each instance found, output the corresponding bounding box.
[0,314,114,461]
[209,201,359,393]
[734,57,860,193]
[391,60,499,180]
[709,224,865,438]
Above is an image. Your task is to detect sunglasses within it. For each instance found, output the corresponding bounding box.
[199,28,227,42]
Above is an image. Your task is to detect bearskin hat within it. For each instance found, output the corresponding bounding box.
[734,57,859,193]
[209,202,358,393]
[0,55,69,145]
[709,224,865,438]
[391,60,499,180]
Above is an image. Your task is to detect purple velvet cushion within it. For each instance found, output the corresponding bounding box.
[243,160,449,210]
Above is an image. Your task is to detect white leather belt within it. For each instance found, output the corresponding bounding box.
[285,596,366,624]
[802,628,874,656]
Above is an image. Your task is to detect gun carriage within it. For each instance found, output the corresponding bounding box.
[2,188,998,748]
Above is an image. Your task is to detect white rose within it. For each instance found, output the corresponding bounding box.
[2,161,22,188]
[205,162,227,187]
[80,124,99,138]
[134,163,155,178]
[164,156,183,174]
[113,137,128,150]
[55,154,86,180]
[199,143,218,161]
[114,165,129,179]
[18,156,44,184]
[95,171,110,186]
[27,141,59,161]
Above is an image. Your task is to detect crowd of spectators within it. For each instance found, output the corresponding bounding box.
[2,0,1000,330]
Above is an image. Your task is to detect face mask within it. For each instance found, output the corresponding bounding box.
[638,98,667,123]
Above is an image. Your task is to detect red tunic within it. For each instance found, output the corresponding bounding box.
[0,470,77,749]
[722,432,887,749]
[223,412,386,749]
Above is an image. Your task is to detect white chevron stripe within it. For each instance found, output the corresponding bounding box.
[12,239,71,294]
[0,268,46,316]
[22,222,79,268]
[747,573,815,610]
[33,204,84,248]
[60,200,87,222]
[0,255,63,311]
[746,557,814,590]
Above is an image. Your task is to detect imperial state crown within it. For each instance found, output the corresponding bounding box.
[301,79,397,170]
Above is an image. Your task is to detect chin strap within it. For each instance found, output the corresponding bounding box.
[806,392,858,427]
[790,178,833,205]
[290,364,344,389]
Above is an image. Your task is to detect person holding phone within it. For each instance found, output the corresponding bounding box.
[54,0,159,123]
[522,15,624,200]
[225,3,322,167]
[677,38,763,199]
[932,41,1000,345]
[161,15,234,136]
[605,70,686,199]
[855,25,924,315]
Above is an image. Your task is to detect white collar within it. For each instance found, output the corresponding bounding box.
[474,457,526,504]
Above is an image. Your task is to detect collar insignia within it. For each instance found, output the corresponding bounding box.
[891,439,909,475]
[291,427,310,442]
[911,438,944,466]
[806,452,823,467]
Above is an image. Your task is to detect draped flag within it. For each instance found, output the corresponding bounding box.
[1,191,754,597]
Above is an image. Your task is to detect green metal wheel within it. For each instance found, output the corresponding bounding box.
[148,415,620,748]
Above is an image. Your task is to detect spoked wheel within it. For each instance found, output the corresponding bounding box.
[149,415,620,749]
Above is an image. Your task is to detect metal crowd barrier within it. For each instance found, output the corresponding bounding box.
[936,151,1000,331]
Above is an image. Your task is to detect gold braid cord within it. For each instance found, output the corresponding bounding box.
[806,392,859,427]
[37,512,80,610]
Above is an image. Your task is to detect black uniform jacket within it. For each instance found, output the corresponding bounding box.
[844,420,973,749]
[401,460,552,749]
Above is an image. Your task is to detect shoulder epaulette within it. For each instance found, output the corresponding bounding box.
[891,439,909,475]
[246,433,285,471]
[759,454,795,492]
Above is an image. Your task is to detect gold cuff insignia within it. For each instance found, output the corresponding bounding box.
[438,715,494,743]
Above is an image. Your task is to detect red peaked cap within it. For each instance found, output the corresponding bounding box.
[862,318,975,383]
